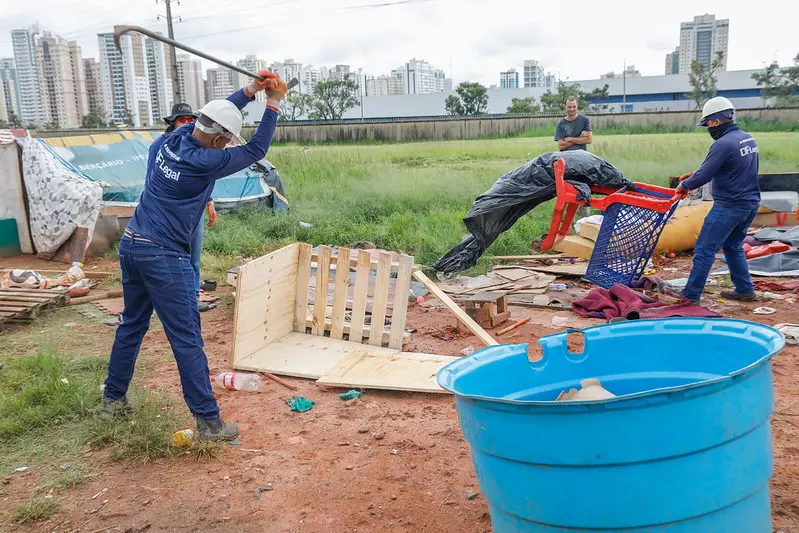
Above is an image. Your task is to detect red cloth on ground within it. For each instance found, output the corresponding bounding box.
[572,284,721,320]
[752,280,799,293]
[743,241,792,259]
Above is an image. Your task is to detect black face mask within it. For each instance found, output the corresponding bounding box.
[708,122,732,140]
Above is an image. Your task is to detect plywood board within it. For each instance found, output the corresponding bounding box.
[553,235,595,261]
[316,350,456,393]
[234,331,420,380]
[579,222,601,242]
[413,270,498,346]
[232,243,299,365]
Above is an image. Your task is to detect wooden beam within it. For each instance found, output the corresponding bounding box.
[412,270,498,347]
[312,246,332,336]
[388,254,413,350]
[488,254,567,261]
[293,243,313,332]
[368,252,392,346]
[348,250,371,343]
[330,247,351,340]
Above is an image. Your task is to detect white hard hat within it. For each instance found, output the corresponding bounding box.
[698,96,735,126]
[196,100,245,144]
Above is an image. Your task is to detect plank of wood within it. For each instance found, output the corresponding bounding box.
[311,252,401,272]
[388,254,414,350]
[31,270,114,279]
[0,304,35,312]
[52,227,90,264]
[0,291,63,301]
[368,252,392,346]
[293,243,313,332]
[0,287,68,294]
[312,246,332,336]
[349,250,371,343]
[330,247,351,340]
[0,294,61,303]
[67,290,123,306]
[316,350,457,394]
[412,270,498,347]
[260,372,298,391]
[528,263,588,277]
[491,268,540,281]
[489,254,566,261]
[231,243,299,366]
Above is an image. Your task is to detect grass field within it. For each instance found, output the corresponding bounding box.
[202,132,799,277]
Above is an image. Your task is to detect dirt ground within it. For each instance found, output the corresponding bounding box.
[1,255,798,533]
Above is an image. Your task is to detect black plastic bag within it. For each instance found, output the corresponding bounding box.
[432,151,631,273]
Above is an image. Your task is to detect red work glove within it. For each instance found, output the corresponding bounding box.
[264,76,288,101]
[678,172,694,182]
[675,184,689,198]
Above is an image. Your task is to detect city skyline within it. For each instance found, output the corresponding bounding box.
[0,0,794,90]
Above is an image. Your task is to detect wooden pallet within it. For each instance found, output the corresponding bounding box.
[0,287,68,326]
[230,243,457,393]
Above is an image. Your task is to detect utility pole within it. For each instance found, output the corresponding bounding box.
[622,58,627,113]
[158,0,182,105]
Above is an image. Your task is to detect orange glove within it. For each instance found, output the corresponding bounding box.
[248,70,278,94]
[206,200,217,227]
[678,172,694,182]
[264,76,288,101]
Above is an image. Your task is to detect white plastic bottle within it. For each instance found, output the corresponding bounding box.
[211,372,261,392]
[66,262,85,283]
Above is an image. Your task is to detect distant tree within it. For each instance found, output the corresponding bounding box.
[751,53,799,107]
[506,97,541,114]
[121,109,135,128]
[81,110,109,128]
[444,94,464,116]
[25,123,39,130]
[686,50,725,110]
[43,120,60,130]
[0,119,8,129]
[7,110,22,128]
[587,84,611,113]
[445,82,488,116]
[309,76,359,121]
[280,90,314,121]
[540,82,589,113]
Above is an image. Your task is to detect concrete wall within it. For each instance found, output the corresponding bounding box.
[0,143,34,253]
[265,107,799,144]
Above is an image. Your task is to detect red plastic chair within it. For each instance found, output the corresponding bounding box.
[542,158,680,250]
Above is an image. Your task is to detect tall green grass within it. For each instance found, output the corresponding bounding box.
[518,118,799,138]
[202,133,799,274]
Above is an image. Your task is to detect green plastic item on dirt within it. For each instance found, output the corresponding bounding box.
[286,395,315,412]
[339,390,363,400]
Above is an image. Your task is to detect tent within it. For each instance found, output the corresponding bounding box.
[42,131,288,211]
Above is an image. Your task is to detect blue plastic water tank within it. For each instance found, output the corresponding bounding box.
[437,319,784,533]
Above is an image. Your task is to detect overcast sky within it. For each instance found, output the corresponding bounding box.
[1,0,797,86]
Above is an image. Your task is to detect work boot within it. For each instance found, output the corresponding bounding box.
[720,290,756,302]
[195,417,239,442]
[100,396,134,418]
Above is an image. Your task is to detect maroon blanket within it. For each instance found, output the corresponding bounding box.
[573,284,721,320]
[753,280,799,293]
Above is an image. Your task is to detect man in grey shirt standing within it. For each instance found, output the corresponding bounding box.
[554,96,592,151]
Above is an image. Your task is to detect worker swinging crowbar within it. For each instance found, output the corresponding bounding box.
[113,25,299,91]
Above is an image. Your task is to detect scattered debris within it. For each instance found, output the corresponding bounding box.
[496,317,531,336]
[171,429,194,448]
[551,316,569,327]
[299,221,313,228]
[286,396,316,412]
[261,372,298,391]
[254,485,274,499]
[466,490,480,500]
[14,466,30,473]
[776,324,799,345]
[339,390,363,400]
[373,433,384,440]
[460,345,475,356]
[753,307,777,315]
[345,466,354,471]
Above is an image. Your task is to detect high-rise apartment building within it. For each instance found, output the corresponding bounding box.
[98,28,153,127]
[677,14,729,73]
[145,37,173,121]
[35,32,87,128]
[388,59,448,95]
[523,60,544,88]
[500,69,519,89]
[0,58,21,122]
[176,53,205,110]
[665,47,680,75]
[83,58,103,115]
[11,25,45,125]
[207,67,236,101]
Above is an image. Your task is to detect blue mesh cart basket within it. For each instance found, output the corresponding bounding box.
[586,185,680,288]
